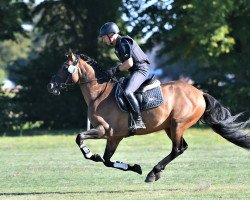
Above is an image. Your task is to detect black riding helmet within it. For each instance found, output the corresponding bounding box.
[99,22,120,37]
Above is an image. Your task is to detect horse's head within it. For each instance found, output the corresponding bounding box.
[47,52,80,95]
[48,51,112,95]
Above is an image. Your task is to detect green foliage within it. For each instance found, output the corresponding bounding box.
[32,0,123,59]
[5,0,123,131]
[0,31,33,132]
[0,91,22,132]
[0,33,32,81]
[0,89,43,132]
[0,68,6,83]
[0,0,32,41]
[200,25,235,57]
[123,0,250,113]
[0,0,33,81]
[0,0,33,133]
[2,0,250,131]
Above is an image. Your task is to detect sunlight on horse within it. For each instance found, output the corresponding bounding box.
[47,52,250,183]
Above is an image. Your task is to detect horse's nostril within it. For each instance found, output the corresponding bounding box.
[47,83,55,92]
[52,89,60,95]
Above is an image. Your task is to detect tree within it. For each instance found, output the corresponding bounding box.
[7,0,123,130]
[0,0,33,81]
[0,0,34,133]
[123,0,250,113]
[0,0,32,40]
[0,33,32,82]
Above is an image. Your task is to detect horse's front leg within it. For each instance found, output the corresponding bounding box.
[103,137,142,175]
[75,126,106,162]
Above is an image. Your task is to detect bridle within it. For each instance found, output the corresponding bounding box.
[60,54,114,89]
[56,55,81,89]
[48,53,116,95]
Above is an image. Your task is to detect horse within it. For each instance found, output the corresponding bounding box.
[47,52,250,182]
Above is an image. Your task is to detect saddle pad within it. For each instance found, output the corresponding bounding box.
[115,84,164,113]
[140,86,163,111]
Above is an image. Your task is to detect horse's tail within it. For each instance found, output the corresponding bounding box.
[201,93,250,150]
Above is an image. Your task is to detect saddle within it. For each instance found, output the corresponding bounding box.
[115,75,164,113]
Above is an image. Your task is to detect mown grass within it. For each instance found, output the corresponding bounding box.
[0,128,249,200]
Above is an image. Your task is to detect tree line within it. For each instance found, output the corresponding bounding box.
[0,0,249,133]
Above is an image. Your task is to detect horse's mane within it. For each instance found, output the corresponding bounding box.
[79,54,111,81]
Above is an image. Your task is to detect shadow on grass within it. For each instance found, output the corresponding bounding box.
[0,188,183,196]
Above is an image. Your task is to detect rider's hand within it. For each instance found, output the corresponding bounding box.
[107,65,120,77]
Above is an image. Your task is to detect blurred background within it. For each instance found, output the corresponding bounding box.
[0,0,249,134]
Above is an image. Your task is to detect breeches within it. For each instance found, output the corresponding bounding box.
[124,71,149,95]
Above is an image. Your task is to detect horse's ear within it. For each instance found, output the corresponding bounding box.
[71,52,76,60]
[68,49,76,60]
[65,49,73,58]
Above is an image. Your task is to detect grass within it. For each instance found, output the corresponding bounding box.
[0,128,249,200]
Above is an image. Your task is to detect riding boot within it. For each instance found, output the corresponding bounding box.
[126,93,146,130]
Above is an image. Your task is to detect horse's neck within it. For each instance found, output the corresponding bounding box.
[79,62,113,106]
[80,82,112,106]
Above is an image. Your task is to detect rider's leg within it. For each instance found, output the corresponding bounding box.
[125,71,148,129]
[125,92,146,129]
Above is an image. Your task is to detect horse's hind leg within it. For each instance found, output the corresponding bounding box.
[145,126,188,183]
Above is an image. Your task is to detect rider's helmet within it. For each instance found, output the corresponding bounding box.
[99,22,120,37]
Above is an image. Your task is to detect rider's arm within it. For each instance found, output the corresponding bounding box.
[116,39,133,71]
[117,58,133,71]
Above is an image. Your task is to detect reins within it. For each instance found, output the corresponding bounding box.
[79,77,109,85]
[60,75,75,89]
[77,54,115,85]
[59,53,117,90]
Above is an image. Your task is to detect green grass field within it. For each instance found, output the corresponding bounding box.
[0,128,249,200]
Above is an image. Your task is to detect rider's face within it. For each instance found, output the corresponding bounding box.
[102,34,115,45]
[102,35,110,45]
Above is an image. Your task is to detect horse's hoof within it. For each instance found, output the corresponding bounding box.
[132,164,142,175]
[91,154,104,162]
[145,171,156,183]
[155,171,162,181]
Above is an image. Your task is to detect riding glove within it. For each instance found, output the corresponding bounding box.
[108,65,120,77]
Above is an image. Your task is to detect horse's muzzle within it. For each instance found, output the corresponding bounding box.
[47,82,60,95]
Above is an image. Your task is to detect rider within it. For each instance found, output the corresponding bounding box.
[99,22,150,130]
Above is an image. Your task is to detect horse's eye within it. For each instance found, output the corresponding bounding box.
[64,63,69,69]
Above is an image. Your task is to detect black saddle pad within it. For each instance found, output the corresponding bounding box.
[115,76,164,112]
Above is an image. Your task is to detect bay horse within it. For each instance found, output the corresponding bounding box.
[47,52,250,182]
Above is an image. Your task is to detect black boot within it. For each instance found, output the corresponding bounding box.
[126,93,146,130]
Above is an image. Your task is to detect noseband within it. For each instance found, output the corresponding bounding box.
[57,55,80,89]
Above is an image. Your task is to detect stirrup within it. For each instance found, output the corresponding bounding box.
[135,120,146,129]
[129,119,146,130]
